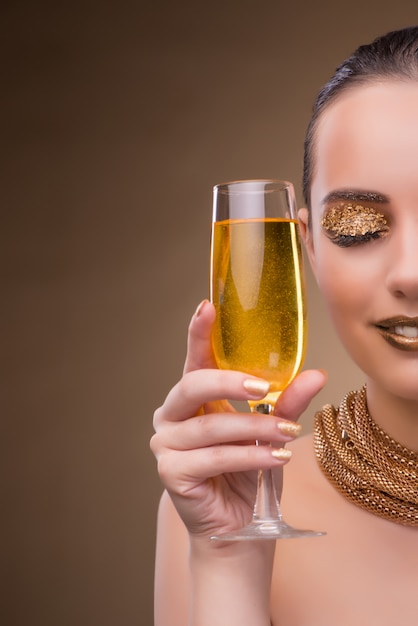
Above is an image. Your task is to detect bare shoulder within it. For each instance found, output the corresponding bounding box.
[271,434,418,626]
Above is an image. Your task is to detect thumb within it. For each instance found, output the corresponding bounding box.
[274,369,327,421]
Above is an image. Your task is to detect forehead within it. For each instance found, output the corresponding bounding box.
[310,80,418,211]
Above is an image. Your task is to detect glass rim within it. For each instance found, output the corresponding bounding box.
[213,179,294,195]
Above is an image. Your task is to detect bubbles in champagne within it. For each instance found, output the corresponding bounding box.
[211,218,307,392]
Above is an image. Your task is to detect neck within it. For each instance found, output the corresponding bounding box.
[366,380,418,452]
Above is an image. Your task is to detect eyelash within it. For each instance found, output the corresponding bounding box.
[328,231,384,248]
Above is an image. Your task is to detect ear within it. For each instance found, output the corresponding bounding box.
[298,208,317,277]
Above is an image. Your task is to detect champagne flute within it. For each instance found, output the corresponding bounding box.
[210,179,324,540]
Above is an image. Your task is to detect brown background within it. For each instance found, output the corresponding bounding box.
[2,1,417,624]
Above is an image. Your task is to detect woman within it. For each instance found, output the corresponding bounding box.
[151,26,418,625]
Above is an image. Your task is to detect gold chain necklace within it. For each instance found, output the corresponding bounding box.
[314,385,418,526]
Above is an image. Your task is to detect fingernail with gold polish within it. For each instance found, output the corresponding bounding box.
[195,300,208,318]
[277,421,302,437]
[243,378,270,398]
[271,448,292,461]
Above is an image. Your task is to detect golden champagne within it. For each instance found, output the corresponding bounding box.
[211,218,307,404]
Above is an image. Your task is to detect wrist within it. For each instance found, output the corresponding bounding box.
[188,537,275,626]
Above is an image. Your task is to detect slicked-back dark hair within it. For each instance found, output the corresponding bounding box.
[303,26,418,215]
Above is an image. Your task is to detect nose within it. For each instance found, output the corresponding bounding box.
[385,222,418,300]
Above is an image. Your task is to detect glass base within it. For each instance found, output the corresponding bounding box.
[210,520,326,541]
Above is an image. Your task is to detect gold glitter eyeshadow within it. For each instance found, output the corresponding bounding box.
[321,204,389,238]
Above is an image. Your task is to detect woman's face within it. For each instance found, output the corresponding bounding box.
[300,80,418,400]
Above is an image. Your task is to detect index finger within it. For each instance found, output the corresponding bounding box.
[154,368,271,425]
[183,300,218,374]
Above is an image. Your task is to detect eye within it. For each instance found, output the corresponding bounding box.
[326,231,383,248]
[321,204,389,248]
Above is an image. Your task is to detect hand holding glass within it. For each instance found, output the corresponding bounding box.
[210,179,324,540]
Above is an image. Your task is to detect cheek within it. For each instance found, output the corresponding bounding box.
[313,246,369,326]
[313,253,371,371]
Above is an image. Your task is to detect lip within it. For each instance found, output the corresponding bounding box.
[375,316,418,351]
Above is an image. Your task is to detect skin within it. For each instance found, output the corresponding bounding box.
[151,80,418,625]
[304,80,418,449]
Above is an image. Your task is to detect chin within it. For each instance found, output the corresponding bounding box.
[367,371,418,403]
[342,337,418,402]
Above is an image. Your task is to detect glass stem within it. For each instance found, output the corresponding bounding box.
[253,458,283,522]
[252,404,283,523]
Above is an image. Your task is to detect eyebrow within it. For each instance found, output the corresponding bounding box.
[321,189,390,205]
